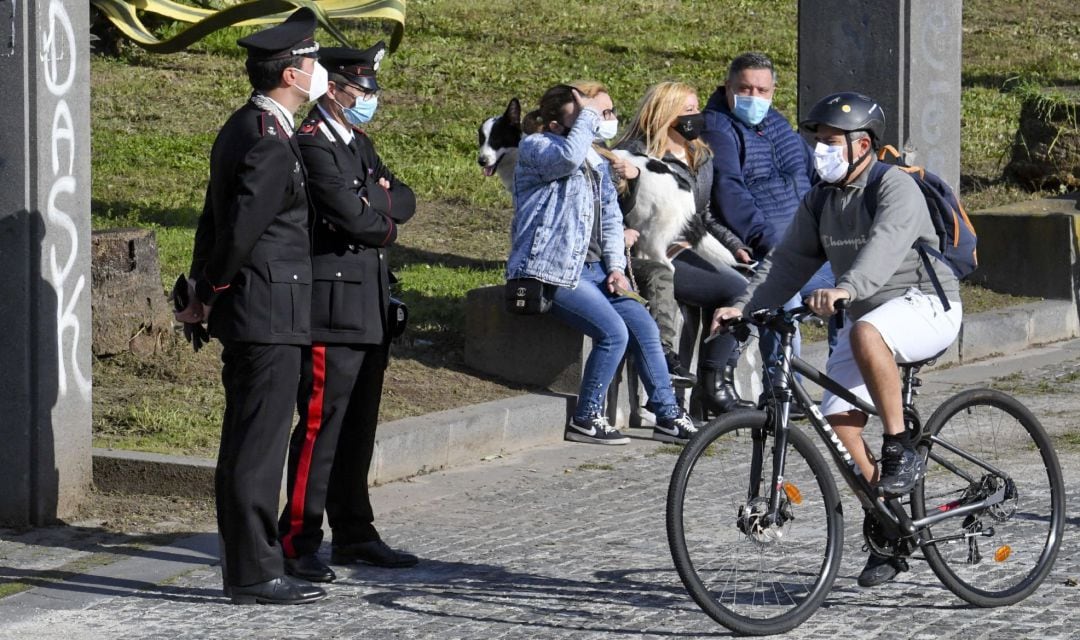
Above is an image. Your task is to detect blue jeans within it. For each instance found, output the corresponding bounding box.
[550,262,678,421]
[759,262,840,389]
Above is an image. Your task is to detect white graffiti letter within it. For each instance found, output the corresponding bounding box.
[47,175,90,399]
[41,1,76,96]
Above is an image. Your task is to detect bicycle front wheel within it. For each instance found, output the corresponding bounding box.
[912,388,1064,607]
[667,411,842,636]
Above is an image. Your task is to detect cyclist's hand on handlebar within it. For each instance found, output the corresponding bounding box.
[710,307,743,339]
[805,288,851,318]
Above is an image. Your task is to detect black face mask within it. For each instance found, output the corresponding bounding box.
[672,113,705,141]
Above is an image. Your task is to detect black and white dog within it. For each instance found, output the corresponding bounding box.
[477,97,522,193]
[476,100,735,270]
[612,150,736,270]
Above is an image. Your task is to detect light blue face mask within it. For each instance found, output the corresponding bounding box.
[341,95,378,126]
[732,94,771,127]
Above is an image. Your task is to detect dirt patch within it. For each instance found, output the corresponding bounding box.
[67,489,217,536]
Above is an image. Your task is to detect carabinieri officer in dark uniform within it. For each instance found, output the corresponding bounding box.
[276,43,418,584]
[178,8,326,605]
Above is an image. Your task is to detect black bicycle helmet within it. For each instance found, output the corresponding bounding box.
[800,91,886,143]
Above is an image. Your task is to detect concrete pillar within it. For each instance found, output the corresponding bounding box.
[798,0,962,191]
[0,0,92,525]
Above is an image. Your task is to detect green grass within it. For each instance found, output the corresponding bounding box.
[91,0,1080,282]
[395,263,504,338]
[991,367,1080,396]
[93,349,225,458]
[577,462,615,472]
[89,0,1080,456]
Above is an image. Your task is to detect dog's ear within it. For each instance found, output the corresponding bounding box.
[505,98,522,129]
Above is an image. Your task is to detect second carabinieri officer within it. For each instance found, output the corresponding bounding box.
[277,42,419,584]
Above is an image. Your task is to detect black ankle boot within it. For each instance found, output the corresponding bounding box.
[698,366,755,416]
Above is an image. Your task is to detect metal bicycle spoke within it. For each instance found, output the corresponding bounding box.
[912,389,1064,606]
[667,412,842,636]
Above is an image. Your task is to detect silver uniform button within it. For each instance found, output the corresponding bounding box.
[293,274,298,280]
[336,272,342,277]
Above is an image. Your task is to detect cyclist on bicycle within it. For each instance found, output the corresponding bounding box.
[712,91,962,587]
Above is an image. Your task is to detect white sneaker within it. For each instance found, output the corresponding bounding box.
[653,408,698,444]
[566,414,630,445]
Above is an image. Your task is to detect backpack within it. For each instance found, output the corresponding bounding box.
[811,145,978,311]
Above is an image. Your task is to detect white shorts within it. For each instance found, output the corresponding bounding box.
[820,288,962,417]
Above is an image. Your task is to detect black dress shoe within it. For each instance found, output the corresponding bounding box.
[284,553,336,583]
[331,539,419,568]
[228,575,327,605]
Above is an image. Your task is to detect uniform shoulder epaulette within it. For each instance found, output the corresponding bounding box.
[258,112,282,138]
[297,119,320,137]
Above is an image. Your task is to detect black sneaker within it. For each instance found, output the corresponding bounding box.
[653,408,698,444]
[878,441,926,496]
[857,552,907,587]
[664,350,697,389]
[566,414,630,445]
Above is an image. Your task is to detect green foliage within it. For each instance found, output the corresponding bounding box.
[88,0,1080,341]
[394,263,504,338]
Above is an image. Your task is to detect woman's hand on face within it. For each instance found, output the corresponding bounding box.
[610,156,640,181]
[623,228,640,249]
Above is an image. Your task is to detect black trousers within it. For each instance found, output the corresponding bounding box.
[216,341,302,587]
[672,249,748,370]
[278,342,387,558]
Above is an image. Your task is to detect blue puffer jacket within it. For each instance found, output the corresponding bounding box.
[507,108,626,287]
[702,86,814,259]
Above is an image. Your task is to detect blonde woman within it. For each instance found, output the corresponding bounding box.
[615,81,755,417]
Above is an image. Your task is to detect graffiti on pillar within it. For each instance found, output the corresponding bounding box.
[3,0,15,56]
[40,0,89,400]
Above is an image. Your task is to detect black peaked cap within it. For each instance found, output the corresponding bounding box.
[238,7,320,61]
[320,42,387,93]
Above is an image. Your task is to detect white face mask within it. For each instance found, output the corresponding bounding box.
[596,118,619,141]
[292,62,328,101]
[813,142,849,184]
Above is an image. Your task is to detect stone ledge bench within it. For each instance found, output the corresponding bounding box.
[463,285,765,427]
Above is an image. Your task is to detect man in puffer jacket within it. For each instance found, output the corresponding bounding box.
[703,51,837,398]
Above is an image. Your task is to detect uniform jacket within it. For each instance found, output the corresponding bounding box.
[702,86,814,259]
[190,99,312,345]
[296,106,416,345]
[507,108,626,288]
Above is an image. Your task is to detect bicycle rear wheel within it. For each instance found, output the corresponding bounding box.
[912,388,1064,606]
[667,411,842,636]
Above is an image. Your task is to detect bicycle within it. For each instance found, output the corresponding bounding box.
[666,303,1065,636]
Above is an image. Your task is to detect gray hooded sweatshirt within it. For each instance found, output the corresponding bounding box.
[736,158,960,320]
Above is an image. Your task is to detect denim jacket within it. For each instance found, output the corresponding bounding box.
[507,108,627,288]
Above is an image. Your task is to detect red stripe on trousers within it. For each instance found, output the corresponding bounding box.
[282,344,327,558]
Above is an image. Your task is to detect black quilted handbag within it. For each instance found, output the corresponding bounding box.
[504,278,554,315]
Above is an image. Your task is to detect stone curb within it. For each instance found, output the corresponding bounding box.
[92,299,1077,497]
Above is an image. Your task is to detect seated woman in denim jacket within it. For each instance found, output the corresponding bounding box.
[507,83,696,445]
[615,81,757,419]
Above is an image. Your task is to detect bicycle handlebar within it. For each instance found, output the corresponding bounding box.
[720,299,848,340]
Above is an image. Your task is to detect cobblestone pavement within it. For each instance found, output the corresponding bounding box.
[3,342,1080,639]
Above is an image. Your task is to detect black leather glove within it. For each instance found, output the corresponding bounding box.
[183,322,210,353]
